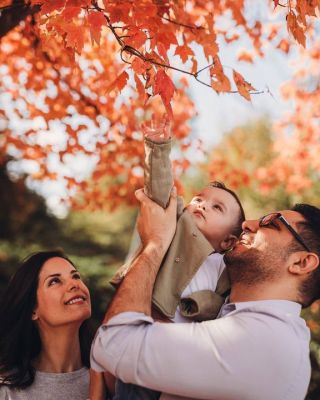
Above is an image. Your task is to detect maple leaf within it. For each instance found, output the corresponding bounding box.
[61,6,82,21]
[134,73,145,99]
[131,57,147,75]
[125,28,147,49]
[237,50,254,63]
[41,0,66,14]
[88,11,106,45]
[153,70,176,119]
[64,25,85,54]
[287,11,306,47]
[175,45,195,64]
[233,70,255,101]
[210,56,231,93]
[107,71,129,93]
[157,42,169,64]
[154,31,178,51]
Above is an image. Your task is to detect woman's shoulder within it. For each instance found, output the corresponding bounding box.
[0,383,10,399]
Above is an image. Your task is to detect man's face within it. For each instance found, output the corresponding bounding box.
[225,210,307,286]
[186,186,240,249]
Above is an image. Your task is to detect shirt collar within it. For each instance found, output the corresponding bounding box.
[219,299,302,318]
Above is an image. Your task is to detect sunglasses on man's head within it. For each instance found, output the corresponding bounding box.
[259,212,311,252]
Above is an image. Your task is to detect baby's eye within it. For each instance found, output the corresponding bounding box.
[193,197,202,203]
[212,204,222,211]
[48,277,60,287]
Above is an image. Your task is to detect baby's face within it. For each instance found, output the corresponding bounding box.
[186,187,240,250]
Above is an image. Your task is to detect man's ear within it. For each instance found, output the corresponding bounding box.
[288,252,319,276]
[220,234,238,252]
[32,310,39,321]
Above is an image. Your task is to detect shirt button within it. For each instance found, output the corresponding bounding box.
[192,232,197,237]
[175,257,180,262]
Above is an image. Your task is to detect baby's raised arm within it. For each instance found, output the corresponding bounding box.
[142,116,173,209]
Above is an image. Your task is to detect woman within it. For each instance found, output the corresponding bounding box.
[0,250,93,399]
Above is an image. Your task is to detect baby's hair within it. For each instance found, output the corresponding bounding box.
[208,181,245,237]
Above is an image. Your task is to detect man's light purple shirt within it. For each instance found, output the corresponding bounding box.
[91,300,311,400]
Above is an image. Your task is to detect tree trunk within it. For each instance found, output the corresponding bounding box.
[0,0,40,38]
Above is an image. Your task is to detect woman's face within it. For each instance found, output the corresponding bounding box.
[32,257,91,328]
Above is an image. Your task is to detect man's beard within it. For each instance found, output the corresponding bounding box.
[224,246,285,287]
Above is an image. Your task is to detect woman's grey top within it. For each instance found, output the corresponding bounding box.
[0,367,89,400]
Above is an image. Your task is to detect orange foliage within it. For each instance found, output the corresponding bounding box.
[0,0,319,208]
[257,39,320,195]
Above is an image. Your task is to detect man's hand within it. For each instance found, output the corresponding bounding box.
[102,188,177,323]
[136,187,177,254]
[142,114,171,142]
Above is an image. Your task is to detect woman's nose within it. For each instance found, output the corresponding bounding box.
[67,279,80,291]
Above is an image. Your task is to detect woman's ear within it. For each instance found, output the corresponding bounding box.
[220,234,238,252]
[288,252,319,275]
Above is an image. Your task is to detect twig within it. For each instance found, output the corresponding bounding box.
[159,14,204,31]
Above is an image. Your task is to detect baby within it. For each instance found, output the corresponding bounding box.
[109,118,245,399]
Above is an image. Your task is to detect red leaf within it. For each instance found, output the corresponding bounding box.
[126,29,147,49]
[131,57,147,74]
[107,71,129,93]
[233,70,255,101]
[88,11,106,45]
[174,45,195,64]
[153,70,175,119]
[62,6,82,21]
[64,25,85,54]
[41,0,65,14]
[157,42,169,64]
[134,73,145,99]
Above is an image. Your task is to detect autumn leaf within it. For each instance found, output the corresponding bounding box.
[107,71,129,93]
[157,42,169,64]
[88,11,106,45]
[41,0,65,14]
[233,70,255,101]
[237,50,254,63]
[153,70,176,119]
[287,11,306,47]
[131,57,147,75]
[64,25,86,54]
[61,6,82,21]
[125,28,147,49]
[134,73,145,99]
[175,45,195,64]
[210,56,231,93]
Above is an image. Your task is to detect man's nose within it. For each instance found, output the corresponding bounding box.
[242,219,259,233]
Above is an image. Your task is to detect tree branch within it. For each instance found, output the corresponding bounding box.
[158,13,205,31]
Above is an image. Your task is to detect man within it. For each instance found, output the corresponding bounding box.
[91,188,320,400]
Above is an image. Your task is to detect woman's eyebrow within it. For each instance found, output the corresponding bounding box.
[44,269,78,282]
[44,273,61,283]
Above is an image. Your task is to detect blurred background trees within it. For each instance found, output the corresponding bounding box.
[0,0,320,398]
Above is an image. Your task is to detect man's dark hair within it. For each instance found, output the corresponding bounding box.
[208,181,245,237]
[291,204,320,307]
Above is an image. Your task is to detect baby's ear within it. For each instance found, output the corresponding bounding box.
[220,234,238,252]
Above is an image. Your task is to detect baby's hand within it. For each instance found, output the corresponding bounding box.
[142,114,171,142]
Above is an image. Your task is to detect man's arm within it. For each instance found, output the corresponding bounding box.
[103,188,177,323]
[91,191,304,399]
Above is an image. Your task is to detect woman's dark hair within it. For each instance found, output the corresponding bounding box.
[0,250,93,389]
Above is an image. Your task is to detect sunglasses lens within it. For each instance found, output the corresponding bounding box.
[260,213,278,226]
